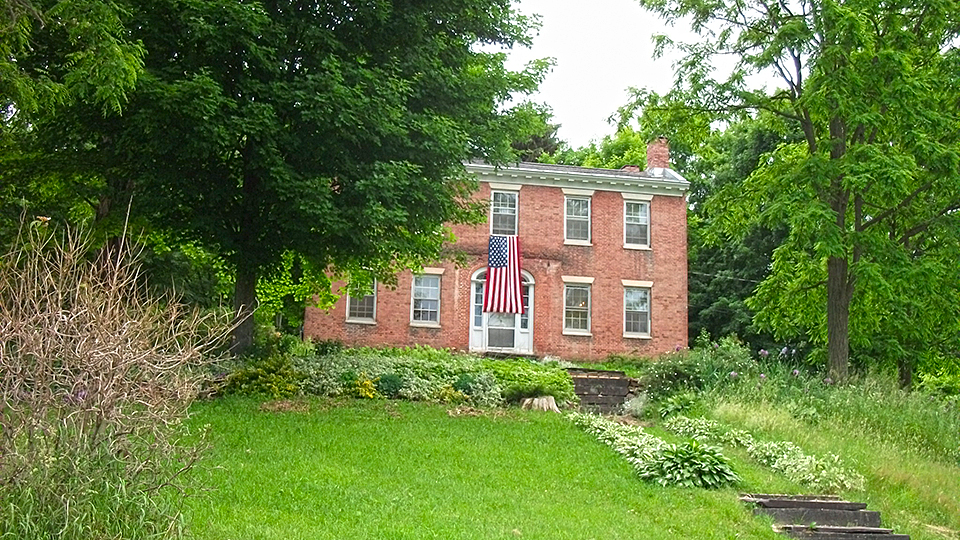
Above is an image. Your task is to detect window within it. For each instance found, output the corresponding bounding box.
[491,191,518,235]
[346,282,376,323]
[624,287,651,337]
[564,284,591,333]
[565,196,591,242]
[624,201,650,248]
[411,274,441,325]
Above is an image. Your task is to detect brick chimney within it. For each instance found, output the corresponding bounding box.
[646,137,670,169]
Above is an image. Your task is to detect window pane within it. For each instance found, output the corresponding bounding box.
[564,285,590,331]
[566,198,589,217]
[624,287,650,335]
[491,191,518,235]
[625,202,650,246]
[565,197,590,241]
[473,281,484,327]
[348,294,375,320]
[412,275,440,323]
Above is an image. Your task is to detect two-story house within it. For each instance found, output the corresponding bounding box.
[303,138,689,360]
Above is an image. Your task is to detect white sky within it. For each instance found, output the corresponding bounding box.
[502,0,691,149]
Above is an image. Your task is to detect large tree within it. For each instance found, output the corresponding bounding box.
[638,0,960,379]
[4,0,549,352]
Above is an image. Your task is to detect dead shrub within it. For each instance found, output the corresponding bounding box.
[0,220,232,539]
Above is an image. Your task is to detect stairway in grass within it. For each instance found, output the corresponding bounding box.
[741,494,910,540]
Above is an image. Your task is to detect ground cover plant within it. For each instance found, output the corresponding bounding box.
[0,222,231,540]
[183,397,786,540]
[222,343,577,407]
[569,412,740,489]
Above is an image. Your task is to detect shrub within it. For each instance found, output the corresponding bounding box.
[568,412,739,489]
[637,441,741,489]
[0,221,231,539]
[480,359,577,405]
[222,355,304,399]
[659,393,698,419]
[622,393,651,419]
[376,373,405,398]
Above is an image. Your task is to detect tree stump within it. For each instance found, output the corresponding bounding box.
[520,396,561,413]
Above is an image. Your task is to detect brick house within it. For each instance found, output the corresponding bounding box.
[303,139,690,360]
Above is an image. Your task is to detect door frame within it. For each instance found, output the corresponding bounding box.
[469,268,534,354]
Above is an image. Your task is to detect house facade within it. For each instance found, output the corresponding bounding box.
[303,139,690,360]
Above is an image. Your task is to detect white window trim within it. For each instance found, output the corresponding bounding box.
[346,281,377,324]
[562,275,595,284]
[563,283,592,336]
[621,192,654,201]
[488,182,521,192]
[623,200,651,249]
[564,195,592,245]
[410,274,441,328]
[621,279,654,288]
[490,190,519,236]
[562,188,595,196]
[623,286,652,339]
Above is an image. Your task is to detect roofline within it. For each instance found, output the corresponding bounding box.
[465,162,690,198]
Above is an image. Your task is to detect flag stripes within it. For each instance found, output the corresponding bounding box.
[484,235,523,314]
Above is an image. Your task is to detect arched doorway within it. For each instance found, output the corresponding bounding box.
[469,269,534,354]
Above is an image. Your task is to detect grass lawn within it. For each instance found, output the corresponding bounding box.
[184,397,786,540]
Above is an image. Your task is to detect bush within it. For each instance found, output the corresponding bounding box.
[639,335,758,399]
[480,359,577,405]
[292,347,504,407]
[221,355,304,399]
[637,441,741,489]
[0,221,231,539]
[568,412,739,489]
[622,393,651,419]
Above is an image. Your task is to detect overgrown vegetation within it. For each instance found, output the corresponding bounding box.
[220,341,577,408]
[568,412,740,489]
[0,222,231,539]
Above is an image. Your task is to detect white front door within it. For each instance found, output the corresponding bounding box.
[469,270,534,354]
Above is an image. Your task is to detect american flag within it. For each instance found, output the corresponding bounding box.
[484,235,523,313]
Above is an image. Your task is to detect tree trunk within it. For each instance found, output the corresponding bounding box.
[230,264,258,356]
[826,255,851,381]
[897,357,913,389]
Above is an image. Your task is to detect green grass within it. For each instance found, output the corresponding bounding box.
[184,397,784,540]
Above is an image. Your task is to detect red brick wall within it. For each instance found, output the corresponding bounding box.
[303,181,688,360]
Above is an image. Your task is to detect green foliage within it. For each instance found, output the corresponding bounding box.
[659,393,698,419]
[664,415,864,492]
[222,356,304,399]
[707,363,960,464]
[375,373,405,399]
[640,0,960,380]
[637,441,741,490]
[293,347,504,407]
[2,0,554,353]
[621,393,651,419]
[633,335,759,399]
[568,412,739,489]
[480,359,577,405]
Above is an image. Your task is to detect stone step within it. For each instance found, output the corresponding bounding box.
[743,495,910,540]
[742,495,867,511]
[777,525,910,540]
[757,508,881,528]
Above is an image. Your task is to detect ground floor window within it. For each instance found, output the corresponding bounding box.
[563,284,591,334]
[624,286,651,337]
[411,274,440,325]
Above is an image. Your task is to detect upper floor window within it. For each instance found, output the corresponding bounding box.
[624,200,650,248]
[411,273,441,326]
[565,196,591,243]
[346,282,376,323]
[491,191,518,235]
